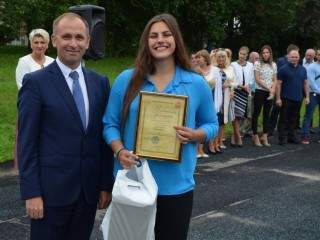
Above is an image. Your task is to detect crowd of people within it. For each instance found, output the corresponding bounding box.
[192,43,320,157]
[15,10,320,240]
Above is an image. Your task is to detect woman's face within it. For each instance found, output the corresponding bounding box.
[196,55,206,67]
[31,36,48,56]
[217,54,226,66]
[262,48,271,61]
[238,50,248,61]
[191,54,198,68]
[148,21,176,61]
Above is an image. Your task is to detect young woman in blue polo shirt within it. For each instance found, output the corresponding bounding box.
[103,13,218,240]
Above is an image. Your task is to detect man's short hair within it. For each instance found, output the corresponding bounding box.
[287,44,299,54]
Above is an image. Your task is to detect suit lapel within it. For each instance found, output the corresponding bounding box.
[48,62,85,132]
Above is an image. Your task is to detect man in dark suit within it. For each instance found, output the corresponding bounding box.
[17,12,114,239]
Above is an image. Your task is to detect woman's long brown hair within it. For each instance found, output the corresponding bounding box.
[121,13,191,129]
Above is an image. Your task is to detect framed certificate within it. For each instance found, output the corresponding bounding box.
[134,91,188,162]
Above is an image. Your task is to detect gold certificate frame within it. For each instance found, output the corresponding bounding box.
[134,91,188,162]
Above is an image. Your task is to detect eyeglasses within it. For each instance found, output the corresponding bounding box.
[216,48,225,52]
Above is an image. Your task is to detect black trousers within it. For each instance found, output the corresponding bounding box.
[30,190,97,240]
[277,98,302,140]
[155,190,193,240]
[252,89,273,135]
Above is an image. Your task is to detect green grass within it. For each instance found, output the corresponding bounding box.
[85,57,135,83]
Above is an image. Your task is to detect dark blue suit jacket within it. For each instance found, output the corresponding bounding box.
[17,61,114,206]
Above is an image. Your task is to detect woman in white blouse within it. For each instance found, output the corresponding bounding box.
[211,48,238,152]
[16,29,54,89]
[251,45,277,147]
[14,29,54,168]
[230,46,253,147]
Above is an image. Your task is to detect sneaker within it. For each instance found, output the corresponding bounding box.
[301,138,309,144]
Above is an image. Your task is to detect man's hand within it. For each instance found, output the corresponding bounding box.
[276,99,282,107]
[305,97,310,105]
[26,197,44,219]
[98,191,112,209]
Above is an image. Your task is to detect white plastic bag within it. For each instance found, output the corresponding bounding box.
[101,159,158,240]
[112,158,158,207]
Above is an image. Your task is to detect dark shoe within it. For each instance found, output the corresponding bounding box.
[208,149,216,155]
[237,144,243,147]
[230,143,237,147]
[310,129,316,134]
[279,138,286,146]
[215,149,223,154]
[267,131,274,137]
[288,138,300,144]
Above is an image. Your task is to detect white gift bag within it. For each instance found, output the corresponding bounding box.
[101,159,158,240]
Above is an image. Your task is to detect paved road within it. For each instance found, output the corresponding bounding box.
[1,132,319,240]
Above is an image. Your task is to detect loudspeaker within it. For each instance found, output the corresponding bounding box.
[69,5,106,60]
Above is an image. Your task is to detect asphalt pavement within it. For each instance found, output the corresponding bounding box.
[1,131,319,240]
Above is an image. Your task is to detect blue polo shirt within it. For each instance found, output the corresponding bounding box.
[277,63,307,101]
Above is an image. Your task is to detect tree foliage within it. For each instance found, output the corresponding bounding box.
[293,0,320,48]
[0,0,97,44]
[1,0,319,57]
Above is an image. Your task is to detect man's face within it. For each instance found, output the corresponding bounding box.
[288,50,300,66]
[249,53,260,63]
[305,51,315,63]
[51,16,90,69]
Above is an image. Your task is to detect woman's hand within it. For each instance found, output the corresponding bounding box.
[174,126,196,144]
[230,89,234,99]
[117,149,139,169]
[243,85,250,93]
[222,81,230,89]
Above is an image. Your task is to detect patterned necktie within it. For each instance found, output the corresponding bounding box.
[69,71,86,129]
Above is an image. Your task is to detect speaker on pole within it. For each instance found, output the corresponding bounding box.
[69,5,106,60]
